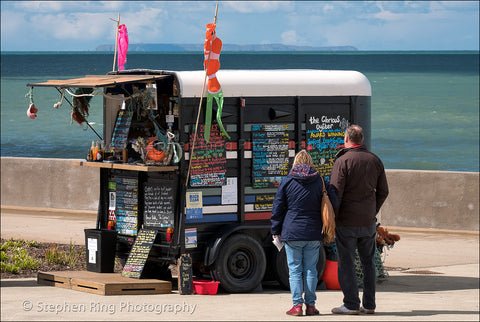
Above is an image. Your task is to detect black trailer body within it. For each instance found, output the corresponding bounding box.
[27,69,371,293]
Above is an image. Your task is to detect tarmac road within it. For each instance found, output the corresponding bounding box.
[1,208,479,321]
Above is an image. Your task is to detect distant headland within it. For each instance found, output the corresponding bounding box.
[95,43,357,52]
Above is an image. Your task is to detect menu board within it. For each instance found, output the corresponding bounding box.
[144,180,176,227]
[122,229,157,279]
[110,109,133,150]
[252,124,290,188]
[189,124,227,187]
[177,253,193,295]
[306,114,349,181]
[110,176,138,236]
[254,194,275,210]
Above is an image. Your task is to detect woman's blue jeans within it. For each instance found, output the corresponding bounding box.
[285,240,321,306]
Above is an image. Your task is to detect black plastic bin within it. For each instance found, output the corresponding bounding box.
[84,229,117,273]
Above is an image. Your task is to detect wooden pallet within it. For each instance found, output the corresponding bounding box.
[37,271,171,295]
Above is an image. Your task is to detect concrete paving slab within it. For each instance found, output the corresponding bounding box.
[1,208,479,321]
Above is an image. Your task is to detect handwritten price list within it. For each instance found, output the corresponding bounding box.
[144,182,175,227]
[110,110,133,150]
[252,124,290,188]
[114,176,138,236]
[306,115,349,181]
[122,229,157,279]
[189,124,227,187]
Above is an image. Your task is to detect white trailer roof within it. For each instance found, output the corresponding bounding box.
[171,69,371,98]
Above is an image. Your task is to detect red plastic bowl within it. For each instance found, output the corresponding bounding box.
[193,279,220,295]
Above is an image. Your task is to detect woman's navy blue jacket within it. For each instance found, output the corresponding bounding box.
[270,164,339,242]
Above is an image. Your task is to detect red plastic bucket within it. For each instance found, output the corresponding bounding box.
[321,259,341,290]
[193,279,220,295]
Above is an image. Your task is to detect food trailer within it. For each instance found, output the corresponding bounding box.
[27,68,371,293]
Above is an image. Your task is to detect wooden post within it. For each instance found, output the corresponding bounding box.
[185,3,219,187]
[112,13,120,72]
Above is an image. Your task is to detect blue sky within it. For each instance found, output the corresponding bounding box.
[1,1,479,51]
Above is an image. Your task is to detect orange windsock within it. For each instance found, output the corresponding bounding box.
[204,23,222,94]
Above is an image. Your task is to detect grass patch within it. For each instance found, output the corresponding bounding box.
[45,241,83,266]
[1,238,41,274]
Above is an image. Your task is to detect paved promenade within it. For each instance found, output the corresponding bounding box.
[1,209,479,321]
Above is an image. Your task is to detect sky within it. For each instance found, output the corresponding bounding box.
[1,1,479,51]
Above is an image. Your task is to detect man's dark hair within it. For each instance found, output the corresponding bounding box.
[346,125,364,145]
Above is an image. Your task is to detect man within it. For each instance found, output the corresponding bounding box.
[330,124,389,315]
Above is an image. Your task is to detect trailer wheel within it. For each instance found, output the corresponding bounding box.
[272,245,327,290]
[212,234,266,293]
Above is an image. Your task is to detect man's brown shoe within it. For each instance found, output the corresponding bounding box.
[360,306,375,314]
[286,304,303,316]
[306,304,320,315]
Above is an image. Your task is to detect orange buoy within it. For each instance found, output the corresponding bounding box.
[146,141,166,162]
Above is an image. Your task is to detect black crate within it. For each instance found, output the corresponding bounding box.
[84,229,117,273]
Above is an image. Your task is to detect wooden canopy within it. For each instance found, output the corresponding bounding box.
[27,74,168,88]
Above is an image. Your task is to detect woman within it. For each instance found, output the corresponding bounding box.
[271,150,338,316]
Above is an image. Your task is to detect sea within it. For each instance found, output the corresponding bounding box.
[1,51,479,172]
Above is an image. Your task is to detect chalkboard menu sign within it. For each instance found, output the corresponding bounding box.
[122,229,157,279]
[110,176,138,236]
[110,109,133,150]
[189,124,227,187]
[254,194,275,210]
[178,254,193,295]
[252,124,290,188]
[306,114,349,181]
[144,179,176,227]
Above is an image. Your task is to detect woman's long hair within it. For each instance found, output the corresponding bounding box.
[292,150,314,167]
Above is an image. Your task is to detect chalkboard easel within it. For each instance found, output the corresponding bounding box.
[177,253,193,295]
[121,229,157,279]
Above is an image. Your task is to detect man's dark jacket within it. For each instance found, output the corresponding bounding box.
[271,164,338,241]
[330,145,389,227]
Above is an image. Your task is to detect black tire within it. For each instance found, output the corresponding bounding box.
[272,245,326,290]
[212,234,266,293]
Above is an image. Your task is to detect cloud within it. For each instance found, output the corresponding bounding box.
[1,1,478,51]
[225,1,293,13]
[281,30,297,45]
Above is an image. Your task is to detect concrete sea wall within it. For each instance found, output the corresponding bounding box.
[1,157,478,231]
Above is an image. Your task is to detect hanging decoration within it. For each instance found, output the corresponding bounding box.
[203,22,230,142]
[71,88,94,125]
[25,87,38,119]
[117,24,129,71]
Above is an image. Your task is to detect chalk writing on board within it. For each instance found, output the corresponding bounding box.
[252,124,290,188]
[178,254,193,295]
[122,229,157,279]
[111,176,138,236]
[254,194,275,210]
[110,110,133,150]
[306,115,349,182]
[189,124,227,187]
[144,181,176,227]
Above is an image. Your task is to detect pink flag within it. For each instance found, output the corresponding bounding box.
[117,24,129,71]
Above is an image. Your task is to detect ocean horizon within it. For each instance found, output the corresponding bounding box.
[1,51,479,172]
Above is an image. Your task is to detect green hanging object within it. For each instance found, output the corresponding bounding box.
[204,90,230,142]
[204,94,213,143]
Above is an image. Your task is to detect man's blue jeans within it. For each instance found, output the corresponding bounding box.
[285,240,321,306]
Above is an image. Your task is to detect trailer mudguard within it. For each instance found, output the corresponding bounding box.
[204,224,270,266]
